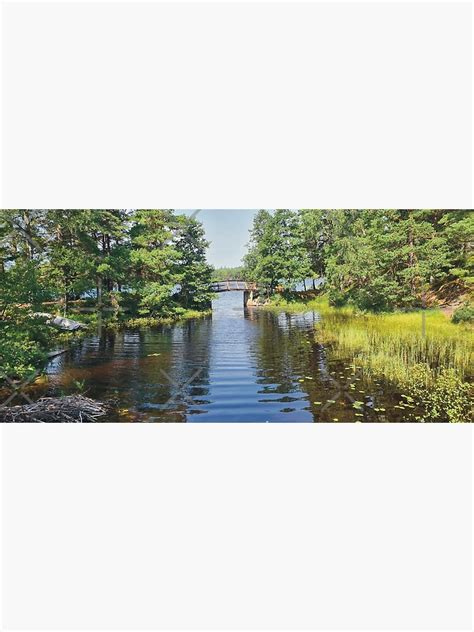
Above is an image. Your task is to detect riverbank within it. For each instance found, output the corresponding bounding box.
[0,307,211,385]
[263,294,473,422]
[106,309,212,330]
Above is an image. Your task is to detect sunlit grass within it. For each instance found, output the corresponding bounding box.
[313,300,472,383]
[123,309,211,329]
[266,294,473,421]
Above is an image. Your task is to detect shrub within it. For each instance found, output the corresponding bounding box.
[0,328,46,380]
[328,289,348,308]
[452,304,474,324]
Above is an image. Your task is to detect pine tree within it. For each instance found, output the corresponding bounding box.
[173,214,214,309]
[243,209,311,292]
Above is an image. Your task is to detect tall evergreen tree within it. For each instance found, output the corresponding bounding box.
[243,209,311,291]
[129,210,182,315]
[173,215,214,309]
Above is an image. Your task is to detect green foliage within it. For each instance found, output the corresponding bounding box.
[452,304,474,324]
[264,294,473,422]
[0,330,45,380]
[0,260,50,316]
[0,209,214,381]
[211,266,244,282]
[308,300,472,423]
[125,310,211,329]
[173,215,214,309]
[0,317,54,380]
[321,210,457,310]
[405,365,473,423]
[243,210,312,291]
[244,209,473,311]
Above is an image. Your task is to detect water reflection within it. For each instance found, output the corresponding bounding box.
[43,292,405,422]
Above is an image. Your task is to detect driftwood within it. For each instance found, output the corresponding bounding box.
[0,395,110,423]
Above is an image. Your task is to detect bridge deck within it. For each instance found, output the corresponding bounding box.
[210,278,325,293]
[210,280,257,292]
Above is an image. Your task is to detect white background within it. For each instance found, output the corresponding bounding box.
[1,1,472,208]
[0,1,473,631]
[1,425,473,630]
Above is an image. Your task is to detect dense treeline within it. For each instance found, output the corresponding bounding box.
[243,209,473,311]
[0,209,213,316]
[211,266,245,282]
[0,210,213,379]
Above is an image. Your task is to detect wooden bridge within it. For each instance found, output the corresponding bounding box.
[210,277,325,307]
[210,280,258,292]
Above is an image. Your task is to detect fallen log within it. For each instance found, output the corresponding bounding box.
[0,395,111,423]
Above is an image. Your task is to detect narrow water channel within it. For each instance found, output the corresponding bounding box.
[43,292,405,422]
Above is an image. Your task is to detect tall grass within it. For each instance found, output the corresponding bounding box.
[266,295,473,422]
[314,303,472,384]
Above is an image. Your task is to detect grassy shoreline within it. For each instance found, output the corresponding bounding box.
[0,307,211,384]
[263,294,473,422]
[108,308,211,330]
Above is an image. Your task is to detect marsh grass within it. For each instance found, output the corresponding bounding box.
[315,304,472,383]
[124,309,211,329]
[266,295,473,422]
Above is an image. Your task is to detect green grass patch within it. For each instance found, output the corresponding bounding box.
[265,293,473,422]
[124,309,211,329]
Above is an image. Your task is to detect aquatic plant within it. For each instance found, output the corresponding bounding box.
[311,300,473,422]
[404,364,472,423]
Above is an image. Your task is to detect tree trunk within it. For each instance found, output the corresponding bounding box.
[97,277,103,309]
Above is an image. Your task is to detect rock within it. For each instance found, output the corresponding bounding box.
[32,313,86,331]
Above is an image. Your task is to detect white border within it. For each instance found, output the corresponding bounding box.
[0,1,472,630]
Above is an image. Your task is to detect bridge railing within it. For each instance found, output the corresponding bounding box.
[210,278,325,293]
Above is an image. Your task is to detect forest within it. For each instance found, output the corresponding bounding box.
[242,209,473,423]
[243,209,473,313]
[0,210,213,380]
[211,266,245,282]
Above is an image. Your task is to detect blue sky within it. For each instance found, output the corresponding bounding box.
[182,210,256,268]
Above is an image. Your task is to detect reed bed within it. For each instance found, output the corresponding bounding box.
[311,300,473,422]
[267,295,472,421]
[314,304,472,385]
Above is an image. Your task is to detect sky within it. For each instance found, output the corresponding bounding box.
[182,209,256,268]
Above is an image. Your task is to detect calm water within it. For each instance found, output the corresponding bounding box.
[42,292,405,422]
